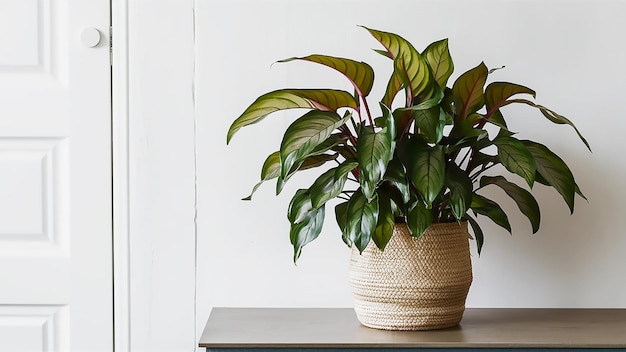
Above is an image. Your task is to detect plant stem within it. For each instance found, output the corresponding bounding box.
[361,97,375,129]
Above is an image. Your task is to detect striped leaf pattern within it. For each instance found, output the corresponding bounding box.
[227,89,357,143]
[288,189,326,263]
[407,142,445,208]
[345,190,379,253]
[494,137,536,187]
[278,55,374,97]
[423,39,454,89]
[363,26,434,105]
[452,62,488,119]
[357,105,396,200]
[279,111,350,180]
[485,82,535,116]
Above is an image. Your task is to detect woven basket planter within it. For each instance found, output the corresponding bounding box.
[348,221,473,330]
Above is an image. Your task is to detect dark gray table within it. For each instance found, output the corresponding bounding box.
[199,308,626,351]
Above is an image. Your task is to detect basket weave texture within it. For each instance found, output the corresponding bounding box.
[349,222,472,330]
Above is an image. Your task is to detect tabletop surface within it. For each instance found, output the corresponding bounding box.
[198,307,626,349]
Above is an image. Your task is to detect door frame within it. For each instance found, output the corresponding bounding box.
[112,0,131,351]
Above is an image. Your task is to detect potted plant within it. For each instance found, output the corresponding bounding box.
[226,26,589,330]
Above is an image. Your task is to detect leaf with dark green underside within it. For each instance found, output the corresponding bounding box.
[244,150,339,201]
[484,82,535,120]
[345,190,379,253]
[276,131,346,195]
[423,38,454,89]
[407,201,432,238]
[464,214,484,255]
[290,202,325,263]
[227,89,357,143]
[480,175,541,233]
[494,136,536,187]
[470,194,512,233]
[357,104,396,200]
[310,168,349,209]
[335,202,350,246]
[506,98,590,151]
[452,62,488,120]
[362,26,435,104]
[445,162,473,221]
[278,55,375,98]
[280,110,350,180]
[405,140,445,208]
[522,140,577,213]
[535,170,585,202]
[383,159,410,204]
[372,191,394,251]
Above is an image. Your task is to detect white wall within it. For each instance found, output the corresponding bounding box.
[128,0,626,350]
[196,0,626,330]
[127,1,196,351]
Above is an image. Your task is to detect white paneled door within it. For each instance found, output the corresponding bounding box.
[0,0,112,351]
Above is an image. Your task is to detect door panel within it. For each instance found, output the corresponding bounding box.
[0,0,112,351]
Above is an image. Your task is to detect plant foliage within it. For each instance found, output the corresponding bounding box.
[227,27,589,262]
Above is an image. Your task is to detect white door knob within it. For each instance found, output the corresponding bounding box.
[81,28,101,48]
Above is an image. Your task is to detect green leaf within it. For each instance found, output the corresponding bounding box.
[381,72,404,107]
[484,82,535,120]
[345,190,379,253]
[290,203,325,263]
[279,110,350,180]
[494,136,536,187]
[485,109,508,129]
[399,84,445,111]
[362,26,435,105]
[470,194,512,233]
[310,168,349,209]
[372,191,394,251]
[423,38,454,89]
[406,140,445,208]
[260,151,281,180]
[278,55,374,98]
[406,201,432,238]
[464,214,484,255]
[334,160,358,180]
[412,106,446,144]
[357,104,396,200]
[245,151,339,201]
[449,113,488,139]
[452,62,488,119]
[480,175,541,233]
[298,153,339,171]
[335,201,349,240]
[506,98,590,151]
[522,141,577,213]
[287,189,314,224]
[227,89,357,143]
[242,151,281,201]
[445,162,473,221]
[383,159,410,204]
